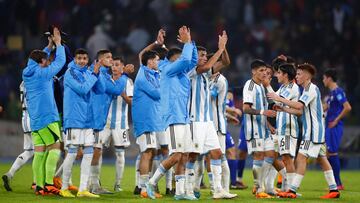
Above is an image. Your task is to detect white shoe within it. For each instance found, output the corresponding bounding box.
[212,190,237,199]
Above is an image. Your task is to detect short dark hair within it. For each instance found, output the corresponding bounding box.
[279,63,296,80]
[141,50,158,66]
[166,47,182,60]
[96,49,111,59]
[272,57,286,71]
[324,69,337,82]
[297,63,316,77]
[197,46,206,52]
[251,59,267,70]
[29,50,48,63]
[285,55,296,64]
[113,56,125,63]
[75,48,88,56]
[152,47,168,60]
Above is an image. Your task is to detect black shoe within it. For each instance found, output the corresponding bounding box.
[165,188,175,195]
[133,186,141,195]
[2,175,12,191]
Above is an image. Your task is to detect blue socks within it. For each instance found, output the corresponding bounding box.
[228,159,237,185]
[237,159,245,180]
[328,155,342,186]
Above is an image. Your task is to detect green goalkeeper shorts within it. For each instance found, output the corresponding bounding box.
[32,122,62,147]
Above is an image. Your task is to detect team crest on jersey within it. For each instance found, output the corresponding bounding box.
[336,94,343,101]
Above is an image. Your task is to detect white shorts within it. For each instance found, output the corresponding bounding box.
[217,132,226,154]
[156,131,169,149]
[246,136,275,154]
[278,135,297,157]
[66,128,94,147]
[166,124,193,154]
[298,140,326,158]
[136,132,157,152]
[23,132,34,150]
[191,122,221,154]
[94,128,131,149]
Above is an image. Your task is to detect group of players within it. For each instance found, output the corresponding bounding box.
[1,25,351,200]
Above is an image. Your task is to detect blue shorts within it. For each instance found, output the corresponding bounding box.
[225,132,235,149]
[325,123,343,153]
[237,123,248,152]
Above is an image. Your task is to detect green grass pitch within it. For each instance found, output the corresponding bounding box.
[0,163,359,202]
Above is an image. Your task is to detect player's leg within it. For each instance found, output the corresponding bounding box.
[2,132,34,191]
[326,125,343,189]
[317,144,340,199]
[38,122,62,195]
[113,128,130,192]
[225,132,238,189]
[137,132,157,198]
[236,127,248,189]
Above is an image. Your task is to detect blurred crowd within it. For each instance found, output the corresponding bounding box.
[0,0,359,122]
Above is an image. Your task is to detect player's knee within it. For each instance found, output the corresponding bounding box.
[83,146,94,154]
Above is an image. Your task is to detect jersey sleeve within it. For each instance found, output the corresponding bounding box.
[299,88,316,107]
[243,81,254,105]
[126,79,134,97]
[335,89,347,104]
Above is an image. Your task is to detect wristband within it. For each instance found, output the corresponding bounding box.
[260,110,264,115]
[155,40,159,45]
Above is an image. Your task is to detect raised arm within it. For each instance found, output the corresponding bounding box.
[138,29,166,64]
[196,31,228,74]
[37,27,66,79]
[65,67,98,95]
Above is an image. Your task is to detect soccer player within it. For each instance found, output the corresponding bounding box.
[2,82,34,191]
[100,57,135,192]
[242,59,277,198]
[132,49,163,198]
[145,26,197,200]
[322,69,352,190]
[22,27,65,195]
[209,73,231,193]
[89,49,126,194]
[271,63,300,191]
[60,48,104,198]
[187,31,237,200]
[268,63,340,199]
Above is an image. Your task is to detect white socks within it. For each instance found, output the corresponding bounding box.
[135,154,140,188]
[61,148,77,190]
[79,146,94,192]
[175,175,185,195]
[140,174,149,192]
[7,150,34,178]
[253,160,264,193]
[210,159,222,193]
[194,155,204,191]
[185,162,195,195]
[324,170,337,191]
[221,156,230,192]
[290,173,304,192]
[286,173,295,191]
[149,163,166,186]
[115,149,125,185]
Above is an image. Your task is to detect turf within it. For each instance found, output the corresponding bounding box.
[0,163,359,202]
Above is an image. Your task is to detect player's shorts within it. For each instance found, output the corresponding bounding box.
[217,132,226,154]
[325,123,343,153]
[65,128,94,147]
[191,121,221,154]
[23,132,34,150]
[246,136,275,154]
[272,133,279,153]
[298,140,326,158]
[94,128,131,149]
[136,132,157,152]
[166,124,193,154]
[278,135,297,157]
[238,123,248,152]
[156,131,169,149]
[225,131,235,150]
[32,122,62,146]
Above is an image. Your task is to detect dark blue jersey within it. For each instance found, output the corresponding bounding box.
[326,87,347,124]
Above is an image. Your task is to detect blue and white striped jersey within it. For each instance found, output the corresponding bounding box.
[210,74,228,134]
[105,77,134,130]
[188,69,213,122]
[299,83,325,143]
[242,79,269,140]
[20,81,31,133]
[276,82,300,138]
